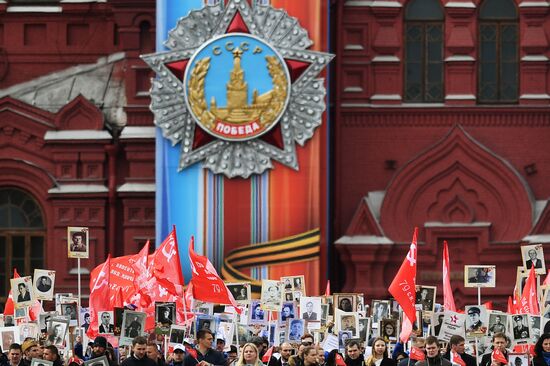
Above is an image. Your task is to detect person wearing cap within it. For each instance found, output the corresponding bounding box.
[90,336,117,366]
[479,333,508,366]
[120,336,155,366]
[169,345,186,366]
[513,316,528,339]
[146,342,166,366]
[182,330,225,366]
[21,340,40,366]
[225,346,238,366]
[43,345,63,366]
[215,339,225,354]
[466,307,484,333]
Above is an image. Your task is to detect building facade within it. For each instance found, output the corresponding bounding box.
[332,0,550,308]
[0,0,156,304]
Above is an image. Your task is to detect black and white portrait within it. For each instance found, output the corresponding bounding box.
[120,311,146,345]
[512,314,530,342]
[432,312,445,337]
[487,313,508,336]
[98,311,114,334]
[19,323,38,342]
[338,330,352,350]
[67,226,89,259]
[227,282,251,303]
[464,265,496,288]
[61,303,78,325]
[84,355,109,366]
[261,279,282,311]
[287,319,305,342]
[47,320,68,346]
[197,316,214,332]
[337,313,358,337]
[358,317,370,342]
[299,296,321,321]
[169,325,186,345]
[80,308,91,332]
[39,312,56,333]
[155,302,175,326]
[279,301,295,325]
[508,354,529,366]
[11,276,34,308]
[529,315,541,343]
[249,300,266,325]
[380,318,398,340]
[31,358,53,366]
[293,276,304,291]
[415,286,436,312]
[371,300,390,324]
[33,269,55,301]
[465,305,488,337]
[0,327,19,351]
[521,244,546,275]
[335,294,355,313]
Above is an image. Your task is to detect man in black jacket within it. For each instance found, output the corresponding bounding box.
[479,333,508,366]
[443,335,476,366]
[121,337,156,366]
[415,336,451,366]
[183,330,225,366]
[344,340,364,366]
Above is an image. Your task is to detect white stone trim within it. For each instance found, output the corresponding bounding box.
[522,234,550,243]
[344,87,364,93]
[344,45,365,51]
[424,221,491,227]
[445,94,476,100]
[120,126,156,139]
[520,94,550,99]
[44,130,112,141]
[519,1,550,7]
[372,55,400,62]
[522,55,549,61]
[7,6,62,12]
[445,55,476,62]
[48,184,109,194]
[117,183,156,193]
[445,1,476,8]
[335,235,393,245]
[370,94,402,100]
[371,0,402,7]
[345,0,372,6]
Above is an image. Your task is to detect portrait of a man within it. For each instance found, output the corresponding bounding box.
[67,226,89,259]
[280,302,295,323]
[287,319,304,342]
[466,306,487,335]
[98,311,114,333]
[521,244,546,275]
[47,322,66,346]
[35,276,52,293]
[17,283,31,302]
[415,286,436,312]
[488,313,507,335]
[465,266,496,288]
[513,315,530,340]
[156,303,175,326]
[70,231,86,252]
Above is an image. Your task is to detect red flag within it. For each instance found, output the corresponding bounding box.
[389,228,418,324]
[325,280,331,297]
[442,241,456,312]
[87,255,112,338]
[451,351,466,366]
[544,272,550,286]
[188,236,241,313]
[335,354,346,366]
[410,346,426,361]
[507,296,513,314]
[399,312,413,343]
[492,348,507,364]
[518,265,540,315]
[262,346,274,362]
[483,301,493,310]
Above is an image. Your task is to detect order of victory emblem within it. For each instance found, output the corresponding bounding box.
[142,0,334,178]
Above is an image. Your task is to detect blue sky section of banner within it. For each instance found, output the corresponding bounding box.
[156,0,205,283]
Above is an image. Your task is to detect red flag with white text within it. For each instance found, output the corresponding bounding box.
[188,236,241,313]
[443,241,456,312]
[389,228,418,324]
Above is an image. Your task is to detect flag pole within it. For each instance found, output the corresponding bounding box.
[477,286,481,306]
[78,257,82,326]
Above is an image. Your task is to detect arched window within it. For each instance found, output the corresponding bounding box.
[478,0,518,103]
[0,188,44,301]
[404,0,444,102]
[139,21,155,54]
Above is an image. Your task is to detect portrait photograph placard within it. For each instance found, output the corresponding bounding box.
[168,324,186,345]
[196,315,215,333]
[11,276,34,309]
[465,305,488,337]
[358,317,370,342]
[31,358,53,366]
[521,244,546,275]
[33,269,55,301]
[431,312,445,337]
[279,301,296,326]
[19,323,38,343]
[380,318,398,341]
[287,318,305,343]
[227,282,251,304]
[487,312,508,336]
[249,299,266,325]
[511,314,530,343]
[334,293,356,313]
[97,310,114,334]
[14,307,28,320]
[299,296,322,322]
[260,279,282,311]
[46,317,69,347]
[0,326,20,352]
[371,299,390,325]
[61,302,78,326]
[464,265,496,288]
[155,302,175,334]
[415,285,436,312]
[120,310,146,346]
[84,355,109,366]
[67,226,89,259]
[508,354,529,366]
[335,310,359,337]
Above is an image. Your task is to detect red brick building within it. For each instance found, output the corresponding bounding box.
[0,0,156,303]
[332,0,550,309]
